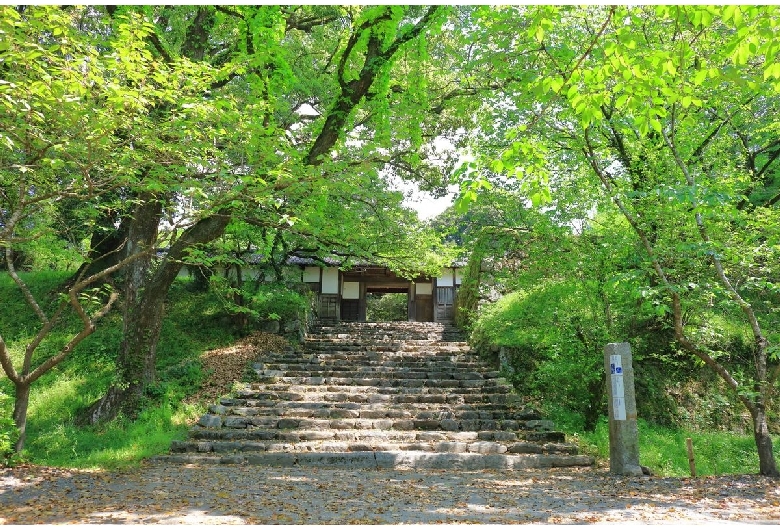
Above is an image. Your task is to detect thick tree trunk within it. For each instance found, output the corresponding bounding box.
[752,407,779,477]
[78,286,167,424]
[80,210,232,424]
[12,381,30,454]
[66,211,130,288]
[78,197,163,424]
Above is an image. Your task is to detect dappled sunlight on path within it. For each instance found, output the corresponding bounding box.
[1,462,778,524]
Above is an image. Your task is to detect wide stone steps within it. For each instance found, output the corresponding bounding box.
[219,389,520,407]
[254,358,487,369]
[161,450,593,470]
[191,417,558,434]
[246,383,510,395]
[254,371,500,381]
[158,321,594,470]
[197,400,555,430]
[303,344,472,353]
[171,430,571,455]
[204,401,540,423]
[183,425,563,443]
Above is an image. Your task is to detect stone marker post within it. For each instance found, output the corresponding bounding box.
[604,342,643,476]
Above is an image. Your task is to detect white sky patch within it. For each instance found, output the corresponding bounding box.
[399,135,466,220]
[405,186,457,220]
[391,178,458,221]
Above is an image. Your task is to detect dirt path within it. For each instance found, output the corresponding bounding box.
[1,462,778,524]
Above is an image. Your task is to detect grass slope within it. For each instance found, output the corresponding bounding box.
[0,272,280,469]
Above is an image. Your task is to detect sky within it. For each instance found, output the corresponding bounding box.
[404,188,456,221]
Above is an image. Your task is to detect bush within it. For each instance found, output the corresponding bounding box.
[470,281,610,431]
[366,293,408,321]
[206,275,312,332]
[468,275,769,435]
[249,283,310,323]
[0,390,19,465]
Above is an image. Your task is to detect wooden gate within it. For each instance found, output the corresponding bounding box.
[435,286,455,322]
[318,294,340,320]
[341,299,360,321]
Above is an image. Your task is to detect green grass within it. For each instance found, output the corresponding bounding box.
[0,271,240,469]
[25,401,198,470]
[575,418,777,477]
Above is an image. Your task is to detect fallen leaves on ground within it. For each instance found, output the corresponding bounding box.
[186,332,290,405]
[1,463,778,525]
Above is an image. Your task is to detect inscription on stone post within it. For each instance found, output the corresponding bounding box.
[609,354,626,420]
[604,342,642,476]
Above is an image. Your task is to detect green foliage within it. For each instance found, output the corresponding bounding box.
[581,418,779,477]
[471,282,609,432]
[0,390,18,466]
[248,283,310,323]
[0,272,242,468]
[208,273,311,329]
[162,279,242,351]
[366,293,408,322]
[443,4,780,474]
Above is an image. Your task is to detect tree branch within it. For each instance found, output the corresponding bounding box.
[307,6,444,166]
[583,128,756,414]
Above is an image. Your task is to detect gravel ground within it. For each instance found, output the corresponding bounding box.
[1,461,779,525]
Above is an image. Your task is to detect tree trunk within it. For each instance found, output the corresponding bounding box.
[80,210,232,424]
[79,286,167,424]
[752,406,779,477]
[65,210,130,289]
[12,381,30,453]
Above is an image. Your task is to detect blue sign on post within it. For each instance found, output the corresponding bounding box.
[605,343,641,476]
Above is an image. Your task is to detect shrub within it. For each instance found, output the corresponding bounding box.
[249,283,310,323]
[366,292,408,321]
[470,281,610,431]
[0,390,19,465]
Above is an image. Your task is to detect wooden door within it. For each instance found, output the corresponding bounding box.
[415,295,433,322]
[341,299,359,321]
[435,286,455,322]
[319,294,340,320]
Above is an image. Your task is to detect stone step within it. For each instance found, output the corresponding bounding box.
[306,326,465,336]
[253,358,486,368]
[249,382,508,394]
[303,342,471,351]
[250,374,502,386]
[306,337,466,344]
[253,365,488,376]
[173,430,572,453]
[252,367,491,378]
[155,450,592,471]
[209,401,542,422]
[194,416,559,435]
[310,325,465,334]
[255,348,477,357]
[225,389,522,406]
[253,362,484,372]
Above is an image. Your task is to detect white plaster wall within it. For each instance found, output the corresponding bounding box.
[342,281,360,299]
[303,266,321,283]
[437,268,454,287]
[416,282,433,295]
[321,267,340,294]
[455,268,464,285]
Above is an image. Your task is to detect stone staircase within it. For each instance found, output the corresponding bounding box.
[159,321,594,470]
